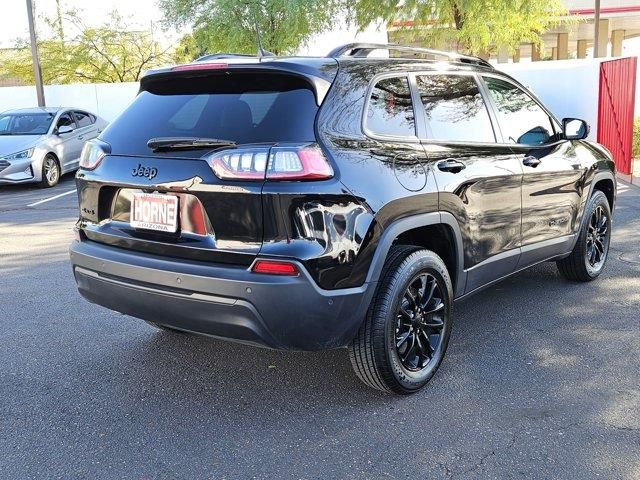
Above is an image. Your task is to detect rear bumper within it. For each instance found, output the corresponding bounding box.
[69,240,372,351]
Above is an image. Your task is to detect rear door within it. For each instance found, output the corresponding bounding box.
[69,111,98,170]
[54,111,81,170]
[480,75,585,267]
[415,72,524,293]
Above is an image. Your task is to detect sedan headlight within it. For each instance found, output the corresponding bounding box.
[3,148,34,161]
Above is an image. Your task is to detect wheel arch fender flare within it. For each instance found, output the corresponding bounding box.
[364,212,466,298]
[589,170,616,211]
[569,170,616,251]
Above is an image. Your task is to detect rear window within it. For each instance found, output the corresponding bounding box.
[102,72,319,155]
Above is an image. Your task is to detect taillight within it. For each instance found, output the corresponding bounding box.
[206,143,333,182]
[79,139,110,170]
[251,260,299,276]
[267,145,333,180]
[207,147,270,180]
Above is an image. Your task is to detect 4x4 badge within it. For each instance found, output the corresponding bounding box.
[131,164,158,180]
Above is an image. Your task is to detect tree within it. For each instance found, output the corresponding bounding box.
[159,0,346,57]
[0,10,173,85]
[352,0,572,55]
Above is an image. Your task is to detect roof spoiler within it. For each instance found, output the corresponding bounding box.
[326,43,493,69]
[195,53,260,62]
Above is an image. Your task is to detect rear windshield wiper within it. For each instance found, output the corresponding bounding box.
[147,137,237,152]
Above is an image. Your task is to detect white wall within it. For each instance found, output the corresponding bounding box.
[498,59,602,141]
[0,82,139,122]
[5,55,635,141]
[498,56,640,141]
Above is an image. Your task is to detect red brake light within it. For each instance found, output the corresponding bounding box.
[267,145,333,181]
[251,260,299,276]
[172,63,228,71]
[206,144,333,182]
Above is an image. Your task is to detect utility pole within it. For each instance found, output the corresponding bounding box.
[26,0,45,106]
[593,0,601,58]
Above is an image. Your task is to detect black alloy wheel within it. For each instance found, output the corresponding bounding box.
[586,204,609,270]
[349,246,453,394]
[395,273,445,371]
[557,190,612,282]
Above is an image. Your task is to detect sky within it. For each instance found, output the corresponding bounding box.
[3,0,637,58]
[0,0,178,48]
[0,0,387,55]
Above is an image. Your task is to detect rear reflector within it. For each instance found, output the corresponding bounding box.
[251,260,299,276]
[206,143,333,181]
[172,63,228,71]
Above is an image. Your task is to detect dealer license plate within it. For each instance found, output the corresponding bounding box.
[130,192,178,233]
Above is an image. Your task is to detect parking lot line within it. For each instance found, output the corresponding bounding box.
[27,189,77,207]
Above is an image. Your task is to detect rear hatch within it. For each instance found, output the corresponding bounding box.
[76,60,337,265]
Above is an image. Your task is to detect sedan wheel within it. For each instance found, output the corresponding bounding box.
[40,155,60,187]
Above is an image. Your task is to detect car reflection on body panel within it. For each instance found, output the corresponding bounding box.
[0,107,108,187]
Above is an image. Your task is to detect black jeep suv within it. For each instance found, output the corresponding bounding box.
[70,44,616,394]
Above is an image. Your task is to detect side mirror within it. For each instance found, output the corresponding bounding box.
[563,118,589,140]
[57,125,74,135]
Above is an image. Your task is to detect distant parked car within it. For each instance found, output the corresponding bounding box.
[0,107,108,187]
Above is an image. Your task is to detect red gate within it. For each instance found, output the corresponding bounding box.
[597,57,637,175]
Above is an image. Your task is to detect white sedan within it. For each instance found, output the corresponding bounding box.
[0,107,108,187]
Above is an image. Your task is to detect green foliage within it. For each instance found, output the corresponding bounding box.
[633,117,640,158]
[353,0,573,55]
[159,0,346,57]
[0,10,172,85]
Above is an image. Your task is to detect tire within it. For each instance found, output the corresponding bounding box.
[143,320,186,334]
[349,245,454,394]
[39,154,60,188]
[557,190,611,282]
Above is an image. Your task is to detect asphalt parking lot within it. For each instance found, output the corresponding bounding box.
[1,177,639,479]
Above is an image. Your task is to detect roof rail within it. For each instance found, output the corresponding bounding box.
[326,43,493,69]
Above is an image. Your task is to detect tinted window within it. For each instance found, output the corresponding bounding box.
[103,73,319,155]
[74,111,93,128]
[483,77,555,145]
[366,76,416,137]
[57,113,75,129]
[416,74,495,143]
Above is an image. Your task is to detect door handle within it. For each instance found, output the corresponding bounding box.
[437,159,466,173]
[523,156,541,168]
[78,136,84,140]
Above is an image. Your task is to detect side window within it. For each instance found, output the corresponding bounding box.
[366,76,416,138]
[74,111,93,128]
[57,113,76,130]
[416,74,495,143]
[483,77,555,146]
